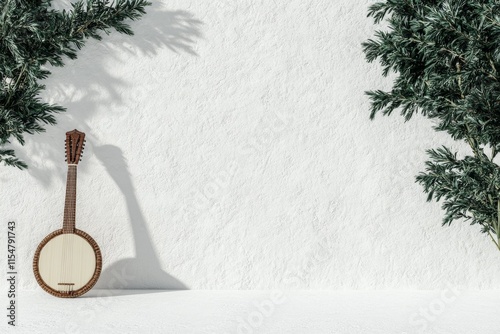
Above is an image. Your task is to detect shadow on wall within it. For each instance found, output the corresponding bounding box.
[93,145,187,291]
[17,2,203,184]
[21,3,203,291]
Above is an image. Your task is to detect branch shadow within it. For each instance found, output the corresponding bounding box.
[15,2,203,185]
[19,3,203,292]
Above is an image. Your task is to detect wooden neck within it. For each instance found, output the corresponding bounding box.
[63,165,77,233]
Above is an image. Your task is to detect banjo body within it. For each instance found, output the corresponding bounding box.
[33,229,101,297]
[33,129,102,298]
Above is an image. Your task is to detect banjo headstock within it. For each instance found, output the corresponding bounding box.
[65,129,86,164]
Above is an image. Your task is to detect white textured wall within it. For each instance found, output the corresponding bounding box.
[1,0,499,290]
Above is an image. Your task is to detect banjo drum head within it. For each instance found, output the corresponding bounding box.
[33,229,101,298]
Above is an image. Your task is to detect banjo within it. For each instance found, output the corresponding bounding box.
[33,129,102,298]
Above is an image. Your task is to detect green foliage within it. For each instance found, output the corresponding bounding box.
[363,0,500,250]
[0,0,150,169]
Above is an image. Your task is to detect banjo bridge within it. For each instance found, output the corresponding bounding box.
[58,283,75,294]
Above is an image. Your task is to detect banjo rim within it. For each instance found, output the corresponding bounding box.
[33,228,102,298]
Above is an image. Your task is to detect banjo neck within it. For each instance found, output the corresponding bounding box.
[62,129,86,234]
[63,165,77,233]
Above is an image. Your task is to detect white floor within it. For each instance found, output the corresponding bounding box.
[5,290,499,333]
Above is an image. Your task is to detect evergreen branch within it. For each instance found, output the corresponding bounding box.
[364,0,500,250]
[0,149,27,169]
